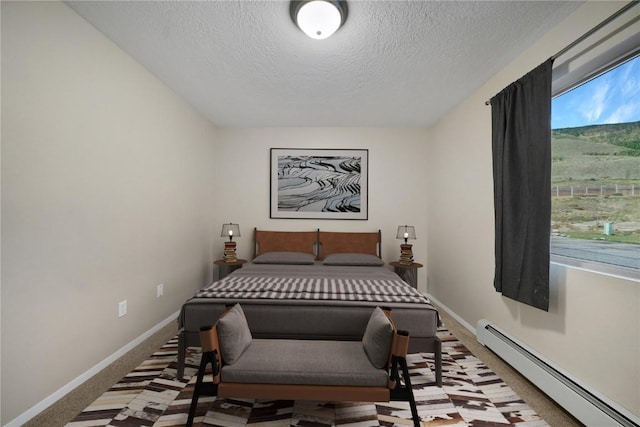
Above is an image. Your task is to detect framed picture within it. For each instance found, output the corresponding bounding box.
[270,148,368,220]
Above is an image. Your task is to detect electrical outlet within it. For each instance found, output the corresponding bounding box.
[118,300,127,317]
[157,283,164,298]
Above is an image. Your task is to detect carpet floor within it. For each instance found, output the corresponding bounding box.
[66,326,550,426]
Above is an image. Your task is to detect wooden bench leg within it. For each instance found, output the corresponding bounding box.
[399,356,420,427]
[389,355,420,427]
[435,337,442,387]
[186,350,219,427]
[177,331,186,380]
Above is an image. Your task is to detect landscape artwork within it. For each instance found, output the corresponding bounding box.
[270,148,368,219]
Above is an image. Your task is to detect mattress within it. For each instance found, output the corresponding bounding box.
[179,263,439,343]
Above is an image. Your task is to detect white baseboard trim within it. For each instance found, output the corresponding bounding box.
[6,310,180,427]
[426,293,476,335]
[477,319,640,426]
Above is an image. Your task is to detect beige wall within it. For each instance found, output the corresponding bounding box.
[1,2,218,423]
[211,127,430,278]
[426,0,639,417]
[3,0,638,424]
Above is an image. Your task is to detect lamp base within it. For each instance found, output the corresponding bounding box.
[399,243,413,265]
[223,241,238,263]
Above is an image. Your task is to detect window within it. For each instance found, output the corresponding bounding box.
[550,55,640,278]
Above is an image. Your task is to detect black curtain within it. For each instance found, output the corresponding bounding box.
[490,58,553,311]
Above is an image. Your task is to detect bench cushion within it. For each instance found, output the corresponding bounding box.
[221,339,388,387]
[217,304,252,365]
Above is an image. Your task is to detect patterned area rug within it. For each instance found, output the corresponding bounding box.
[66,327,549,426]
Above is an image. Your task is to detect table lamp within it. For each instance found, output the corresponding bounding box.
[396,225,416,265]
[220,223,241,263]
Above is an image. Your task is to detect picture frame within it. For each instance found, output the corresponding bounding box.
[270,148,368,220]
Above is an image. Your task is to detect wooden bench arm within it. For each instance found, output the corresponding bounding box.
[387,329,409,388]
[198,325,221,383]
[392,329,410,357]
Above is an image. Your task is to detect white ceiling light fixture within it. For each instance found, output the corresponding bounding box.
[290,0,348,40]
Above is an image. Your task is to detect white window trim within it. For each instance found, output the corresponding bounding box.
[551,2,640,97]
[551,254,640,283]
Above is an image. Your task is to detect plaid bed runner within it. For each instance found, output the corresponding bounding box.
[194,275,430,304]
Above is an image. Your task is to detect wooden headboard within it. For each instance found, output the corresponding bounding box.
[318,230,381,259]
[253,229,318,258]
[253,228,381,260]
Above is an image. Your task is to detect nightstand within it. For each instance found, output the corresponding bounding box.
[389,261,423,288]
[214,259,247,280]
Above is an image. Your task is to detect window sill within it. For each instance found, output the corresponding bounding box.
[551,254,640,283]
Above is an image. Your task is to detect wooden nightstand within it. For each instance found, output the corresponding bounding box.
[389,261,423,288]
[214,259,247,280]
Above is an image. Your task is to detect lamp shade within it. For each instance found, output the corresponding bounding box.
[396,225,416,240]
[290,0,348,40]
[220,223,241,240]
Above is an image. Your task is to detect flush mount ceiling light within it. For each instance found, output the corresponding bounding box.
[290,0,348,40]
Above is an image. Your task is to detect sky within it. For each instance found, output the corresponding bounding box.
[551,55,640,129]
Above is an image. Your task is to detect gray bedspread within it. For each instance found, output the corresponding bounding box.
[193,263,431,305]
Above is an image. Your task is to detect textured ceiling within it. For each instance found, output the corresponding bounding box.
[67,1,583,128]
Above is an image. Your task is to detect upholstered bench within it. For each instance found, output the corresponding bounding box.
[186,304,421,427]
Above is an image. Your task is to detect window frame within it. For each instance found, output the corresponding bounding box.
[549,3,640,281]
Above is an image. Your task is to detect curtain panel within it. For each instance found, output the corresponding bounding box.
[490,58,553,311]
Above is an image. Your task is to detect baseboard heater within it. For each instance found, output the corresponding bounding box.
[476,320,639,427]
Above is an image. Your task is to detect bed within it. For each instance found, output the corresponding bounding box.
[177,228,442,386]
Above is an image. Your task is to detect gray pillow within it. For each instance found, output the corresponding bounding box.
[362,307,394,369]
[323,253,384,266]
[252,251,316,265]
[217,304,252,365]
